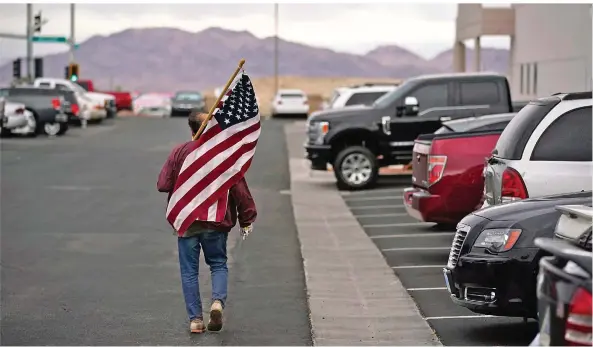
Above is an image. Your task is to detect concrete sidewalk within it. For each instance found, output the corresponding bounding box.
[285,121,441,346]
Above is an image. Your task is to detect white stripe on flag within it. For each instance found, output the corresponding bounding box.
[167,118,260,216]
[173,147,257,231]
[207,200,218,221]
[179,114,259,176]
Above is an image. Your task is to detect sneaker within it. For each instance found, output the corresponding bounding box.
[190,318,205,334]
[207,300,223,332]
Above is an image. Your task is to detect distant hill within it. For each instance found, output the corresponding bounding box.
[0,27,509,92]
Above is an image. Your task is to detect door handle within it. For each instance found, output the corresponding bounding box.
[381,116,391,135]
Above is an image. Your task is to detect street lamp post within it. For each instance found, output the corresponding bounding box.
[274,3,278,96]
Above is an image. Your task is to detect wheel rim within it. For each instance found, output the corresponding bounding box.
[44,123,60,136]
[341,153,372,185]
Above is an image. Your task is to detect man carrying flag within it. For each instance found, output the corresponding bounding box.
[157,69,260,333]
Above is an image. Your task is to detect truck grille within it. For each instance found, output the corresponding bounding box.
[447,223,470,268]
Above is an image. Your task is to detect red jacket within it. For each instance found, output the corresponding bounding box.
[157,141,257,232]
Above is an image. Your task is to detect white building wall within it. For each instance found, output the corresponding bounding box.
[511,4,592,100]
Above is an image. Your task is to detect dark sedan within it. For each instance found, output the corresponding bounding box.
[170,91,206,117]
[443,191,592,319]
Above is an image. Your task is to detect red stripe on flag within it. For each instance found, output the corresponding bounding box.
[177,157,254,235]
[167,139,259,231]
[173,122,260,191]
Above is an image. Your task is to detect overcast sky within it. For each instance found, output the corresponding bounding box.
[0,3,510,62]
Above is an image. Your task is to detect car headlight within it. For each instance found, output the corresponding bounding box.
[308,121,329,145]
[473,228,522,252]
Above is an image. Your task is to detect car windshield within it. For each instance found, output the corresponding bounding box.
[76,81,90,91]
[175,93,202,101]
[372,79,416,108]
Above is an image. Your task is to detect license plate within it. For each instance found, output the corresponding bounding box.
[443,269,453,294]
[56,114,68,122]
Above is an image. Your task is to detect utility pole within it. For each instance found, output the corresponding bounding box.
[274,3,279,95]
[26,4,33,81]
[69,3,75,63]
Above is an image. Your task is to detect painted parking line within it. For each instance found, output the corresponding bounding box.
[348,205,405,210]
[340,187,406,196]
[343,196,403,202]
[354,212,410,218]
[407,287,447,291]
[424,315,496,320]
[392,265,445,269]
[370,232,455,239]
[382,247,451,252]
[362,222,434,228]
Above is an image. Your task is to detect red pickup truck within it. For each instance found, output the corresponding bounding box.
[403,113,517,226]
[76,80,133,111]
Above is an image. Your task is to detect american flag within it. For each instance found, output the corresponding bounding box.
[166,72,261,235]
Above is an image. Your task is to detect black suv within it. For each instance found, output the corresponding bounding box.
[305,72,514,190]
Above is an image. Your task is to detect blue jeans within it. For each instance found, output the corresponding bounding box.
[178,231,228,320]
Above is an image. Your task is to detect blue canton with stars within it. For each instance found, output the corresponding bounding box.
[213,73,259,130]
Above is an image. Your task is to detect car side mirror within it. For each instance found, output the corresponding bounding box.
[404,96,419,116]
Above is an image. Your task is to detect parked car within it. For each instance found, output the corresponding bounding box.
[305,72,516,190]
[53,89,81,124]
[76,79,132,112]
[170,91,206,117]
[533,205,592,346]
[483,92,592,207]
[0,97,29,136]
[443,191,592,320]
[271,89,309,117]
[324,84,399,110]
[0,87,69,136]
[133,93,172,117]
[404,112,517,225]
[33,78,116,119]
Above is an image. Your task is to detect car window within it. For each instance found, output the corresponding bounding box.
[55,84,70,91]
[409,83,449,113]
[530,106,592,162]
[494,97,561,160]
[460,81,500,105]
[344,92,387,106]
[280,93,305,98]
[175,92,202,101]
[38,82,52,88]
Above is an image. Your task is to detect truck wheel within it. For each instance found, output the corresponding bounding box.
[43,122,61,136]
[333,146,379,190]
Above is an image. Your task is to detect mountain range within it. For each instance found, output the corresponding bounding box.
[0,27,510,92]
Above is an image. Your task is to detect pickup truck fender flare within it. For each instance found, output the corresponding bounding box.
[326,126,379,151]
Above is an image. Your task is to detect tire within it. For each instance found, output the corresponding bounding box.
[42,122,62,136]
[57,123,69,136]
[333,146,379,191]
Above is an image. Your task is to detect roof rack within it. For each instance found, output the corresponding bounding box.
[562,91,592,101]
[349,82,400,88]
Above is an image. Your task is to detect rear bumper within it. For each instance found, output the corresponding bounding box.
[2,114,28,129]
[403,187,451,224]
[304,143,332,171]
[273,105,309,114]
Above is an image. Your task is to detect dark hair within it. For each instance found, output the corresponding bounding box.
[188,110,204,134]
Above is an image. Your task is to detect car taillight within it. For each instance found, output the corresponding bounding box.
[427,155,447,186]
[51,98,61,110]
[565,287,592,346]
[15,107,24,114]
[501,167,528,202]
[71,104,79,116]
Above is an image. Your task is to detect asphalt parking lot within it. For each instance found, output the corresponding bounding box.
[340,177,539,346]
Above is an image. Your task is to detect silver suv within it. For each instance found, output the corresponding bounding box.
[483,92,592,207]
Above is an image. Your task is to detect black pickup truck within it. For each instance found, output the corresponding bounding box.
[0,86,69,136]
[305,72,517,190]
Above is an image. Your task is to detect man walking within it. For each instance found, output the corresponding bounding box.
[157,111,257,333]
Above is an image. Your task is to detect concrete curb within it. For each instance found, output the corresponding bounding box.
[285,122,441,346]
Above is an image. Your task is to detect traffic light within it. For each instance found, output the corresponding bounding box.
[12,59,21,79]
[34,12,42,33]
[34,58,43,78]
[67,63,79,82]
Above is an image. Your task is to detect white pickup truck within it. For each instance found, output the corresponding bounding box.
[33,78,112,122]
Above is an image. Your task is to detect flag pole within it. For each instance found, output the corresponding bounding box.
[193,59,246,141]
